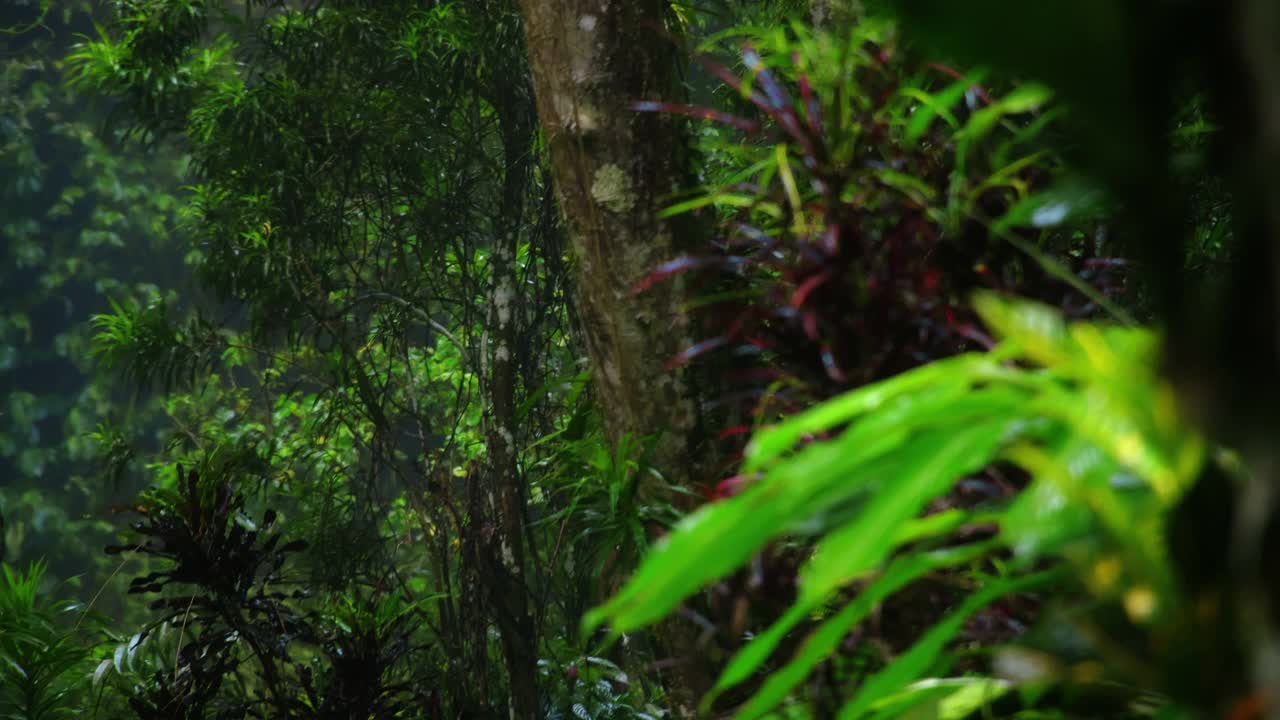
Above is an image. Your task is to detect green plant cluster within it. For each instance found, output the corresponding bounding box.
[591,293,1211,718]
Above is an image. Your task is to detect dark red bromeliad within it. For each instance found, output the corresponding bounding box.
[631,36,1126,501]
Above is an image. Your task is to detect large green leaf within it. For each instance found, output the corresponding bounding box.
[838,568,1065,720]
[900,70,987,144]
[863,677,1013,720]
[797,414,1015,605]
[720,542,998,719]
[586,382,1022,633]
[583,437,868,633]
[743,353,1000,471]
[587,294,1206,716]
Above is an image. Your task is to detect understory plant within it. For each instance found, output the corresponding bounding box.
[587,293,1215,718]
[635,18,1126,460]
[620,16,1140,715]
[0,560,99,720]
[95,462,435,718]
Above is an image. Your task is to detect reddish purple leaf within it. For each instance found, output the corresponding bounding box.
[820,343,847,382]
[630,255,739,295]
[631,100,761,133]
[790,271,831,308]
[711,474,749,500]
[802,310,820,340]
[717,425,754,440]
[665,336,730,370]
[797,67,823,135]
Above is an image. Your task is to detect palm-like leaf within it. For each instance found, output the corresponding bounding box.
[585,293,1206,718]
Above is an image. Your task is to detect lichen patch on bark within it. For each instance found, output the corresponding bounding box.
[590,163,635,214]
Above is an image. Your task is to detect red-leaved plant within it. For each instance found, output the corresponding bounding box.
[634,21,1126,498]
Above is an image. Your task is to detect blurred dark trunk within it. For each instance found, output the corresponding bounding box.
[1231,1,1280,713]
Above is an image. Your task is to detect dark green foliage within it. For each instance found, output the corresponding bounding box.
[108,466,305,607]
[878,0,1263,433]
[91,299,221,392]
[539,656,661,720]
[100,463,432,719]
[58,0,601,716]
[104,463,309,716]
[0,0,189,611]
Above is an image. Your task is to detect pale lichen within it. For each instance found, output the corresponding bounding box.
[551,94,599,131]
[494,279,514,325]
[501,539,517,571]
[590,163,634,214]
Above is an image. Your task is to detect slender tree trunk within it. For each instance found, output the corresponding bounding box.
[477,70,541,720]
[516,2,718,715]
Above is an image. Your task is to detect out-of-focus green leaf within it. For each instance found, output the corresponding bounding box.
[901,70,987,144]
[720,542,998,718]
[864,677,1013,720]
[744,353,1001,471]
[797,414,1013,604]
[838,568,1064,720]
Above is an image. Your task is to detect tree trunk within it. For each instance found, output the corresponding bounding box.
[476,66,541,720]
[516,2,719,715]
[1233,0,1280,712]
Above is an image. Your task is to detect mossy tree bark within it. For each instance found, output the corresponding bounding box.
[516,2,720,715]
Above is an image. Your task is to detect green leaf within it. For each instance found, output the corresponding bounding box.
[876,169,938,205]
[581,461,812,633]
[1000,478,1094,560]
[744,353,999,471]
[586,386,1018,634]
[994,179,1109,234]
[865,678,1013,720]
[659,191,759,218]
[722,542,998,719]
[998,83,1055,114]
[972,292,1075,369]
[797,415,1015,605]
[838,567,1065,720]
[902,71,987,144]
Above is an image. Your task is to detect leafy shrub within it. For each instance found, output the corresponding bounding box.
[587,293,1209,718]
[635,19,1126,447]
[539,655,662,720]
[99,462,434,718]
[621,17,1138,713]
[0,560,98,720]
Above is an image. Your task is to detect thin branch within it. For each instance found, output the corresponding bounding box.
[354,291,477,370]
